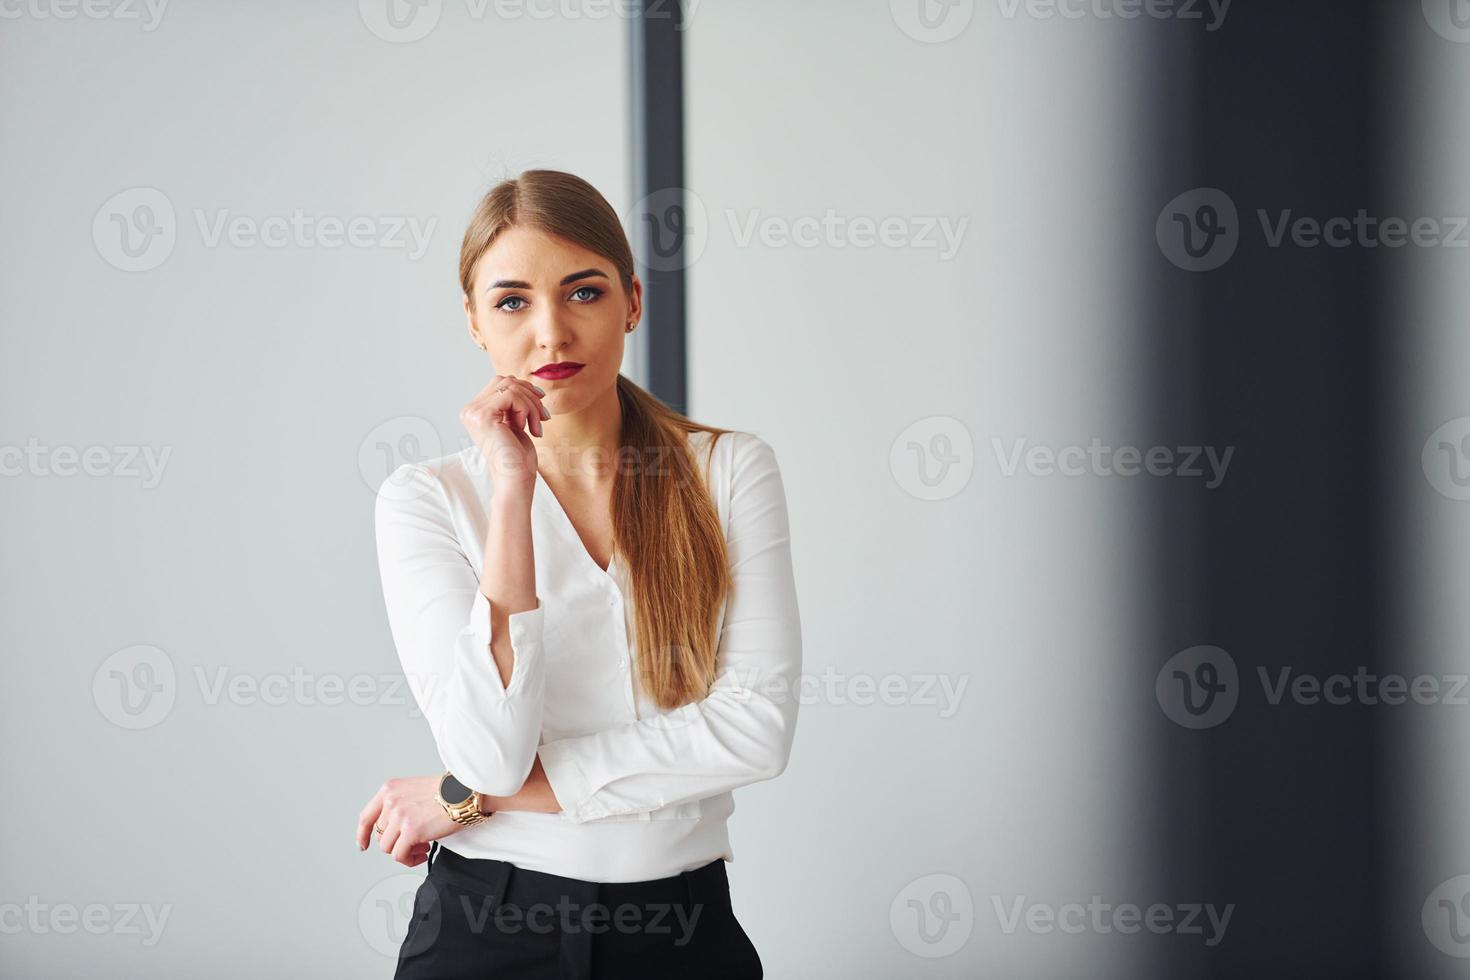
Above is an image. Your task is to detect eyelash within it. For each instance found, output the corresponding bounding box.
[495,285,604,313]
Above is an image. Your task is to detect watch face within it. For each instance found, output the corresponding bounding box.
[440,773,473,806]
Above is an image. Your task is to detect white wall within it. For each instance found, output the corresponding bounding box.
[0,3,627,976]
[684,3,1164,977]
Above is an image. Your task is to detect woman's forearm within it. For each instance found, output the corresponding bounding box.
[480,489,537,689]
[478,755,562,814]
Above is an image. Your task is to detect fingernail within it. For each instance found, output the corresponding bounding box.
[540,406,551,420]
[532,384,546,395]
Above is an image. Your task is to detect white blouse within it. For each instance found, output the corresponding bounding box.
[373,428,802,883]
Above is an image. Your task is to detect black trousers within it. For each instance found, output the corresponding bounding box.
[393,843,764,979]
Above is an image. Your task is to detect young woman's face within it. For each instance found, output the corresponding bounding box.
[464,224,641,416]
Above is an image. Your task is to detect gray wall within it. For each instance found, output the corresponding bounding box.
[5,2,1174,978]
[1,3,627,977]
[684,3,1163,978]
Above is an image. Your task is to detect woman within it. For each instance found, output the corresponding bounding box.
[354,170,802,979]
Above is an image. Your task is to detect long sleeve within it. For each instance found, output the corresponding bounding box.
[537,433,803,823]
[374,462,547,797]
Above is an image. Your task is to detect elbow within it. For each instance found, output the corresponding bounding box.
[751,706,798,782]
[439,731,539,798]
[754,743,793,782]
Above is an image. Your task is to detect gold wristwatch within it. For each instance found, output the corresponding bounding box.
[436,771,488,827]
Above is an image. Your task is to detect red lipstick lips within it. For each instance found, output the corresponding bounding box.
[532,362,584,380]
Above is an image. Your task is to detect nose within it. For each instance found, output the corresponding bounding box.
[533,306,573,353]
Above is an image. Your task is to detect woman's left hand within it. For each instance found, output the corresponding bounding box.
[356,775,469,867]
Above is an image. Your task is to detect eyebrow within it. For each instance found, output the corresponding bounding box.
[486,268,611,292]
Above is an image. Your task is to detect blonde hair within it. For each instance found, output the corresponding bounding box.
[459,170,731,710]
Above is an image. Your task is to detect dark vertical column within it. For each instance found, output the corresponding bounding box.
[628,0,688,414]
[1156,1,1389,976]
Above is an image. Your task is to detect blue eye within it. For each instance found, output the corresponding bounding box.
[496,296,526,312]
[570,286,603,302]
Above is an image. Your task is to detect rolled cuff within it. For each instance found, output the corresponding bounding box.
[538,739,601,823]
[462,590,545,698]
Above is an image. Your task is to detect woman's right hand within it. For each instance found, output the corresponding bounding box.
[460,375,549,497]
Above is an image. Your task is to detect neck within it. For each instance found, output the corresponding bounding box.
[534,380,623,485]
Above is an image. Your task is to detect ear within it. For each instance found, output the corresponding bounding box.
[463,293,482,349]
[626,274,644,328]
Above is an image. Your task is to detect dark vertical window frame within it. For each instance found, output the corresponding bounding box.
[628,0,689,415]
[1153,2,1392,977]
